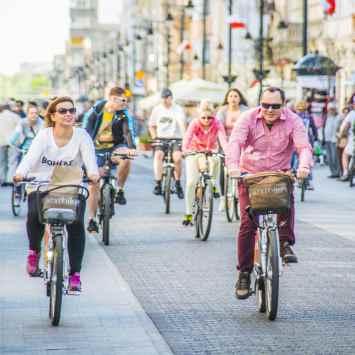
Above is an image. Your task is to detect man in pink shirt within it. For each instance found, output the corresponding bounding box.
[227,87,312,299]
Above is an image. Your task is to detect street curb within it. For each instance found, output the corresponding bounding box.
[88,236,173,355]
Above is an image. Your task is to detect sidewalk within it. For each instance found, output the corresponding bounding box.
[0,187,172,355]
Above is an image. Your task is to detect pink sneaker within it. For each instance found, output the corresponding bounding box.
[68,272,81,294]
[26,250,40,276]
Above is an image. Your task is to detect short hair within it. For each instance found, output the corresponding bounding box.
[27,101,38,108]
[109,86,125,97]
[16,100,24,107]
[262,87,285,103]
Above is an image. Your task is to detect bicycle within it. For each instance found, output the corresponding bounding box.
[224,170,240,222]
[96,150,133,246]
[152,138,182,214]
[241,171,293,321]
[24,178,89,326]
[186,151,222,241]
[348,155,354,187]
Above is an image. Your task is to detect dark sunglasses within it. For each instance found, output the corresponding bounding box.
[261,103,282,110]
[200,116,214,120]
[56,107,76,115]
[112,97,127,103]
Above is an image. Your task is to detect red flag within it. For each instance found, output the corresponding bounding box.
[226,16,246,30]
[320,0,336,15]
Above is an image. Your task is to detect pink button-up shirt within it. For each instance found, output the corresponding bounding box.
[182,118,227,153]
[226,107,313,173]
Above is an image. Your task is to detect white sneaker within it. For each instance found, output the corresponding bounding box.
[218,196,225,212]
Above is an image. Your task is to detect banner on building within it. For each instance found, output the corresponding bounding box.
[226,16,246,29]
[320,0,336,15]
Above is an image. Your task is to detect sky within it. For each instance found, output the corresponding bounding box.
[0,0,122,76]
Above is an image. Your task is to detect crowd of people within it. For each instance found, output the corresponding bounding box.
[2,85,354,299]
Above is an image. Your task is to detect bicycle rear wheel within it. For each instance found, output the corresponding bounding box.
[234,197,240,220]
[163,167,172,214]
[11,185,22,216]
[199,180,214,241]
[101,184,112,246]
[49,233,63,326]
[265,229,280,321]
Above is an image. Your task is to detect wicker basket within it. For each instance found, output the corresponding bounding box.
[244,172,292,213]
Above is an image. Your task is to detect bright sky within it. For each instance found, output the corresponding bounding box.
[0,0,122,76]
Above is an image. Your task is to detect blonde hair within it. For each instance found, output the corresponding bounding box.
[198,100,215,117]
[44,96,74,127]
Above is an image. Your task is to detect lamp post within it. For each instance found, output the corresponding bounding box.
[303,0,308,56]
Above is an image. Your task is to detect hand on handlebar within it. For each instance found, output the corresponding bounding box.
[297,167,310,180]
[13,174,24,183]
[228,169,241,178]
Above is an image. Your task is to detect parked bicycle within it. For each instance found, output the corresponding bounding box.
[96,150,134,245]
[186,151,222,241]
[152,138,182,214]
[241,171,293,321]
[23,178,89,326]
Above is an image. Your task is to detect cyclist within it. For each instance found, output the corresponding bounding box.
[9,103,43,155]
[84,86,136,233]
[227,87,312,299]
[216,88,248,211]
[292,100,318,190]
[149,88,186,199]
[13,96,99,293]
[181,100,227,226]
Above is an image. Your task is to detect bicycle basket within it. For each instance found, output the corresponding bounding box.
[244,172,292,213]
[37,185,87,224]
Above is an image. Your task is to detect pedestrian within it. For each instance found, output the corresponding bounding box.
[0,104,21,185]
[324,102,341,178]
[337,93,355,181]
[336,106,350,176]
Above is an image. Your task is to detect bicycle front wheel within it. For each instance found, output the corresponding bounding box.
[265,229,280,321]
[163,167,172,214]
[300,180,306,202]
[199,180,214,241]
[102,184,112,246]
[11,185,22,216]
[49,234,63,326]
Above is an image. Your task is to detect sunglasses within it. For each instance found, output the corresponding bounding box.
[261,103,282,110]
[55,107,76,115]
[200,116,214,120]
[112,97,127,103]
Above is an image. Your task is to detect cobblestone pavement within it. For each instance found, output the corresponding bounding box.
[103,159,355,355]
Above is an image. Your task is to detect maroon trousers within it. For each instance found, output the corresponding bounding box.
[237,181,295,272]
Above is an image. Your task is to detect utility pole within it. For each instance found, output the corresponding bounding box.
[258,0,264,102]
[303,0,308,56]
[202,0,207,80]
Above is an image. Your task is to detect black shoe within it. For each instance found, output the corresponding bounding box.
[280,242,298,263]
[328,174,339,178]
[182,214,192,226]
[153,184,162,195]
[115,189,127,205]
[87,219,99,233]
[235,272,251,299]
[176,184,184,199]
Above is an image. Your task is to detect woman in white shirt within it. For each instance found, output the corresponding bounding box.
[14,96,99,293]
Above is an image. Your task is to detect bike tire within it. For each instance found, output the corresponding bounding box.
[234,197,240,221]
[11,185,22,217]
[164,167,172,214]
[193,188,201,239]
[224,175,234,223]
[102,184,112,246]
[350,171,354,187]
[265,229,280,321]
[199,180,214,241]
[49,234,63,326]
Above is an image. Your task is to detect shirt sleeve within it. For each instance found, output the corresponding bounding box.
[16,129,46,176]
[226,112,250,171]
[292,115,313,169]
[80,130,99,176]
[182,119,196,153]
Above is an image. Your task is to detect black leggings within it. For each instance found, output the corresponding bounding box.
[26,192,86,274]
